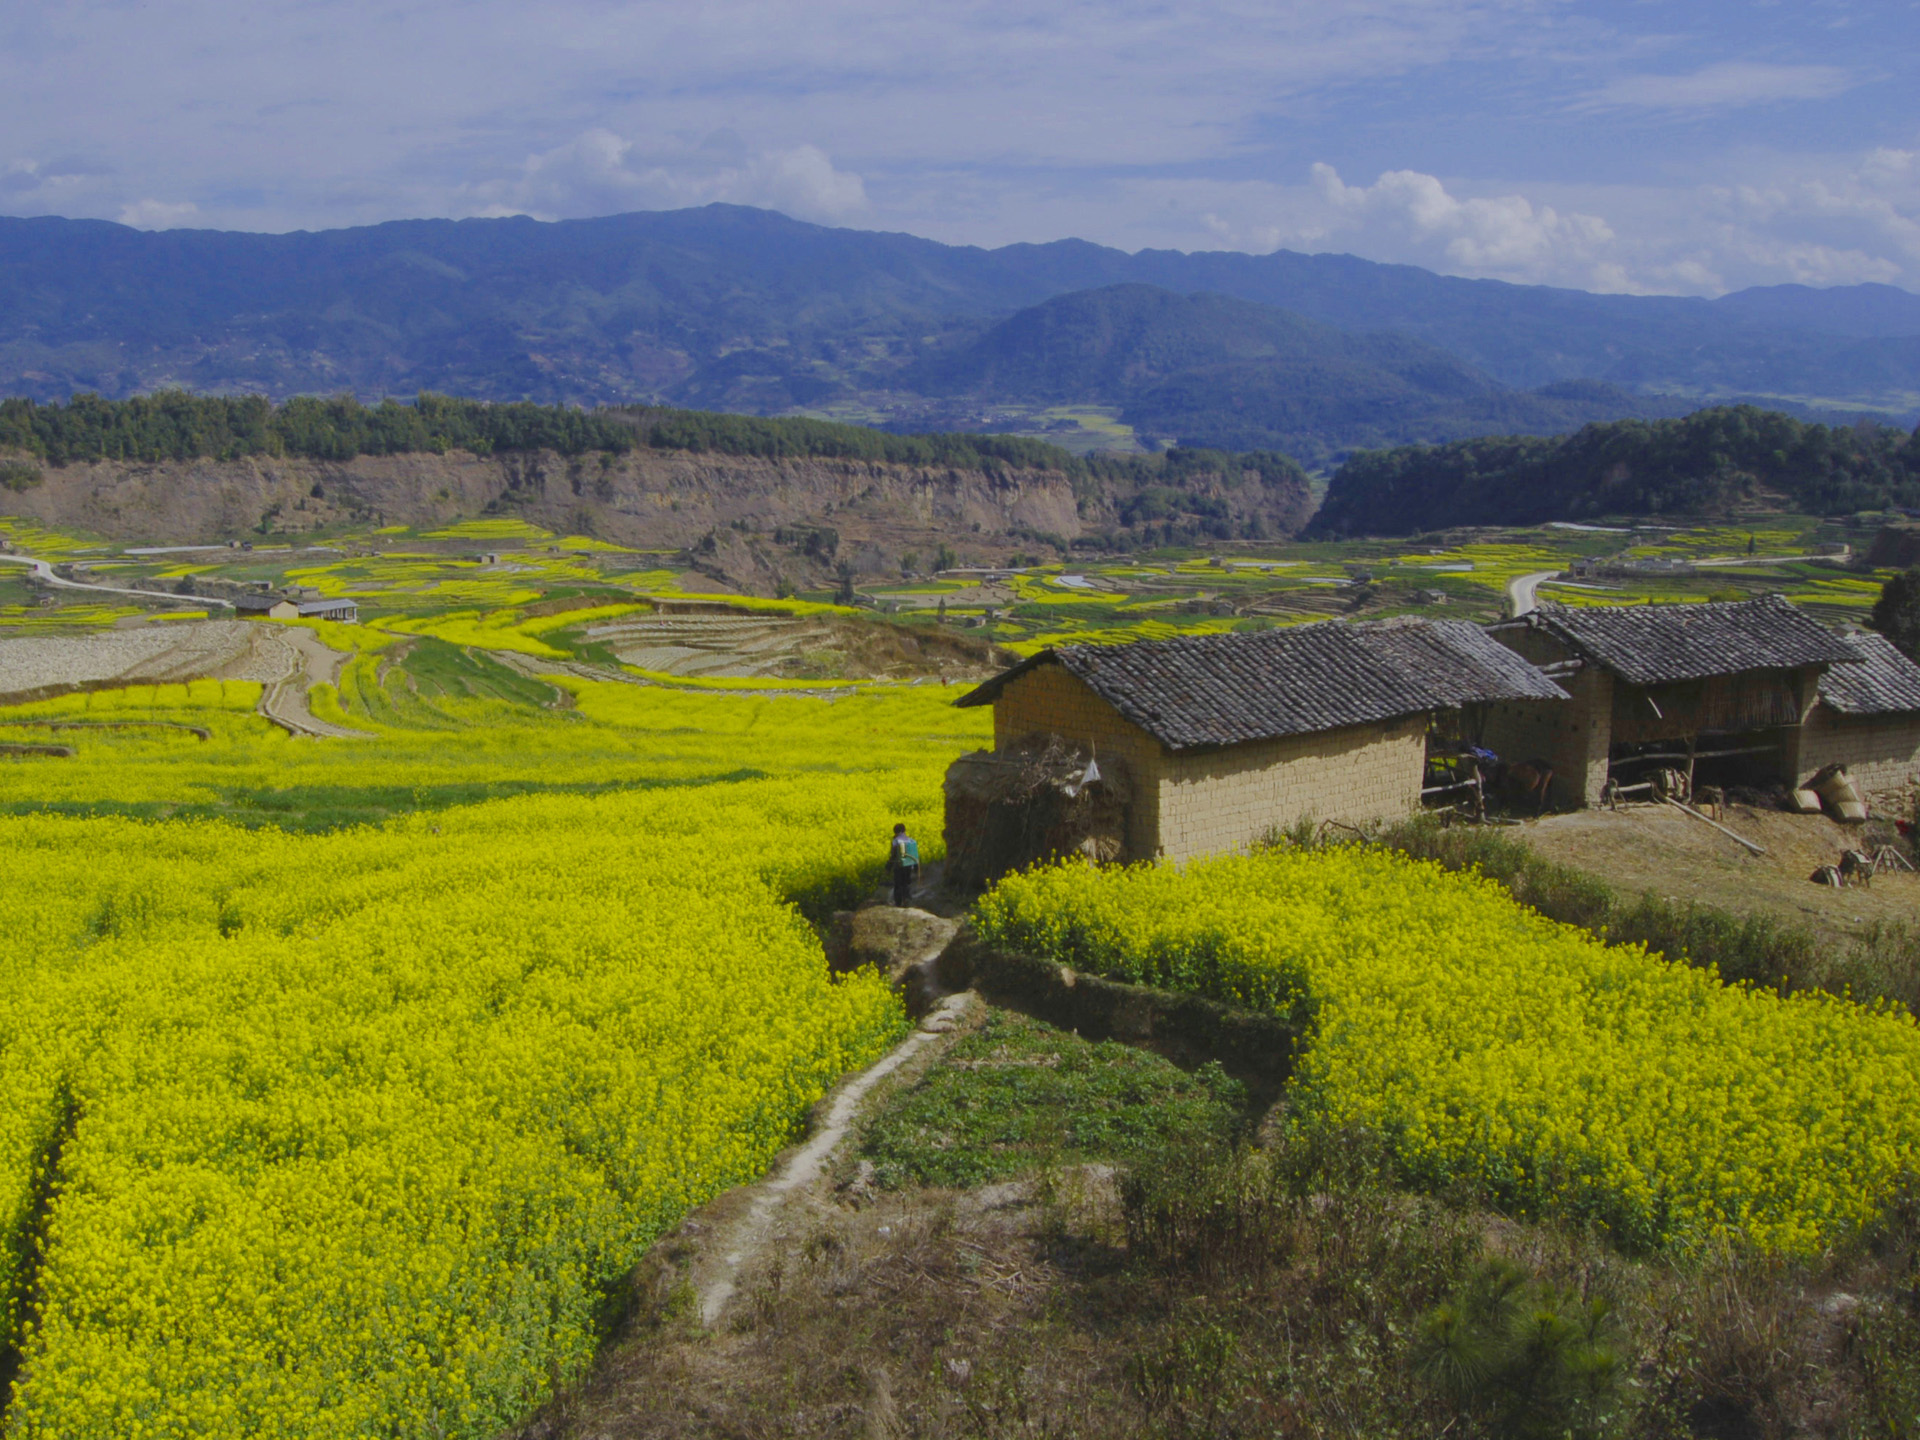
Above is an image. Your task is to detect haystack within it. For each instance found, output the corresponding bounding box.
[942,736,1132,894]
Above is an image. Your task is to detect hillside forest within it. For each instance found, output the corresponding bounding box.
[1311,406,1920,537]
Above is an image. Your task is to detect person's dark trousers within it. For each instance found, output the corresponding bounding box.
[891,868,916,906]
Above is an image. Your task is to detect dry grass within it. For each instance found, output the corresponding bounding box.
[1522,804,1920,953]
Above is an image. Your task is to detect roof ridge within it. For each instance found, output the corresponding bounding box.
[1526,594,1857,686]
[960,616,1567,748]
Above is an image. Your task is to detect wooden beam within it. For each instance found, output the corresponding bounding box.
[1663,798,1765,855]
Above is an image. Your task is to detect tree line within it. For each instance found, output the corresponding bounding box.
[0,391,1089,473]
[1311,406,1920,537]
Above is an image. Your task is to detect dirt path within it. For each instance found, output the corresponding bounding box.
[1506,568,1559,617]
[689,990,978,1328]
[250,625,373,738]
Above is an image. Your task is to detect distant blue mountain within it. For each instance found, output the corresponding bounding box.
[1709,282,1920,339]
[0,205,1914,451]
[904,284,1691,465]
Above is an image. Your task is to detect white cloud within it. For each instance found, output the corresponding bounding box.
[1185,165,1627,290]
[0,157,120,215]
[1073,145,1920,298]
[467,130,867,224]
[117,198,201,229]
[0,0,1914,303]
[1585,61,1854,112]
[1307,164,1616,278]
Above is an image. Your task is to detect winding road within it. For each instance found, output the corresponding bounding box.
[1506,569,1561,617]
[0,553,233,608]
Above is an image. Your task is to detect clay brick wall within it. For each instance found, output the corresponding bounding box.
[1156,716,1427,862]
[1792,707,1920,810]
[991,665,1429,862]
[1479,628,1609,807]
[993,665,1166,857]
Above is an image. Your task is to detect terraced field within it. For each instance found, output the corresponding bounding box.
[584,611,842,678]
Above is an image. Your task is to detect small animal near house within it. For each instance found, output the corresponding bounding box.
[1489,757,1555,815]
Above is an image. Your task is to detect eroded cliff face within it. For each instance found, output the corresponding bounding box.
[0,446,1312,593]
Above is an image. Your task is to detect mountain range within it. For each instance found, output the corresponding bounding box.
[3,204,1918,466]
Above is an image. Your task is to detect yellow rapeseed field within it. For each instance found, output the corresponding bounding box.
[0,671,987,1438]
[975,849,1920,1256]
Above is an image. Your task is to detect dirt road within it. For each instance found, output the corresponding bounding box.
[1506,569,1559,617]
[0,553,232,610]
[254,625,372,738]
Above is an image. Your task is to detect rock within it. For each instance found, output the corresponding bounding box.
[825,907,960,1017]
[841,1159,878,1207]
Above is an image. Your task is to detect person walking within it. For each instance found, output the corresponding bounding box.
[888,822,920,907]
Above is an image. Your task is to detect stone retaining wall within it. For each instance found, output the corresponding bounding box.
[934,930,1298,1099]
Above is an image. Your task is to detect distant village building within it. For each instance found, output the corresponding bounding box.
[1480,596,1863,808]
[233,595,301,621]
[297,597,359,623]
[1567,555,1697,579]
[1793,631,1920,809]
[233,594,359,623]
[947,619,1565,882]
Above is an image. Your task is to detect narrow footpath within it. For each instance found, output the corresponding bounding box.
[689,989,977,1328]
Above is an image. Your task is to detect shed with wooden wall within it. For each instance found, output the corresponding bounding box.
[1481,596,1863,808]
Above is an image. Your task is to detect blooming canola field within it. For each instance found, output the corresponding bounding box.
[976,850,1920,1256]
[2,513,1916,1435]
[0,669,988,1438]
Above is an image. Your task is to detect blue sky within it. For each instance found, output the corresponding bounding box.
[2,0,1916,295]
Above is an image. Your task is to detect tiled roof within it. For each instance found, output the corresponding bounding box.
[1818,632,1920,716]
[956,618,1568,751]
[1524,595,1859,685]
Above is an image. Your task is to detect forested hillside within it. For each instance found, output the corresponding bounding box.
[1310,407,1920,536]
[0,392,1075,471]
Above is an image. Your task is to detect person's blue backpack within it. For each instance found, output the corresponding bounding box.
[898,836,920,867]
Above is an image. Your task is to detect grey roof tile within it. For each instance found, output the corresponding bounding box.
[1818,632,1920,716]
[957,618,1567,751]
[1525,595,1859,686]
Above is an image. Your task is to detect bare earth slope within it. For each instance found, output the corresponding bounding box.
[0,448,1314,594]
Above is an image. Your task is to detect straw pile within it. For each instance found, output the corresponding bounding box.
[942,736,1132,894]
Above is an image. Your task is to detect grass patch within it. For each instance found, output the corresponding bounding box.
[399,637,558,708]
[854,1009,1250,1190]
